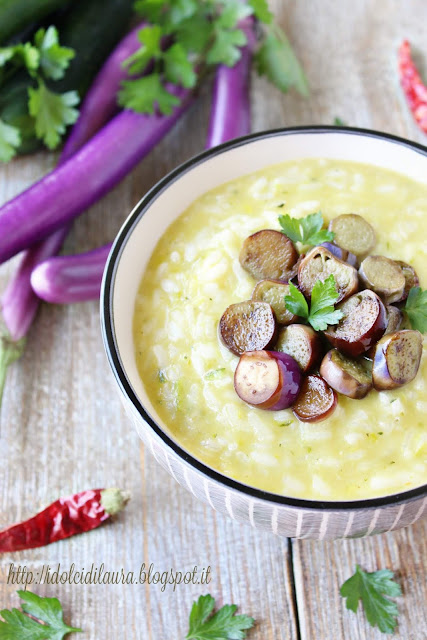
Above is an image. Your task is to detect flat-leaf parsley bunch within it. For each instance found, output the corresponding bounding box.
[0,27,78,160]
[119,0,309,114]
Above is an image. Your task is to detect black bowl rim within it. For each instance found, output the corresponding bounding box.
[101,125,427,511]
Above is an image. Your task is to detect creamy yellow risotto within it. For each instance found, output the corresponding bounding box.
[133,158,427,500]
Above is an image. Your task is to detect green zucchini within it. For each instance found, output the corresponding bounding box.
[0,0,134,153]
[0,0,70,45]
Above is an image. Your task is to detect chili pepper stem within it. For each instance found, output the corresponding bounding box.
[100,488,130,516]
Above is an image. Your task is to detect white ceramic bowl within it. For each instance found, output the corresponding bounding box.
[101,127,427,539]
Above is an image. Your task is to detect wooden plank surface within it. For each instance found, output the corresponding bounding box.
[0,0,426,638]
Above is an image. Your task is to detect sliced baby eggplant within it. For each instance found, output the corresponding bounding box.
[324,289,387,357]
[359,255,405,304]
[298,246,358,302]
[219,301,277,356]
[319,242,358,267]
[384,305,403,335]
[328,213,376,258]
[239,229,299,281]
[252,279,298,325]
[394,260,420,302]
[319,349,373,399]
[366,304,403,357]
[372,330,423,391]
[275,324,322,373]
[234,350,301,410]
[292,374,338,422]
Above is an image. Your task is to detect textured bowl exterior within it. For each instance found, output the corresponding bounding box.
[101,127,427,539]
[119,388,426,539]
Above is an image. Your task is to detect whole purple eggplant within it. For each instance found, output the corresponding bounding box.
[61,22,146,158]
[0,229,70,405]
[29,19,257,304]
[0,84,193,266]
[31,244,113,303]
[206,18,256,147]
[1,228,69,341]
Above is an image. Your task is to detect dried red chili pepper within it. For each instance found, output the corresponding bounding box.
[398,40,427,134]
[0,488,129,552]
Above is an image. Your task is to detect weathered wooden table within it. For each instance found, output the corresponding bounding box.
[1,1,426,637]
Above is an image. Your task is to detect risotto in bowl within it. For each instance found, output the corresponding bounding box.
[101,127,427,539]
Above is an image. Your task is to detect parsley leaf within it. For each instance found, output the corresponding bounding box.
[216,0,253,30]
[340,565,401,634]
[187,594,215,633]
[135,0,198,32]
[175,15,214,54]
[118,74,180,115]
[0,26,73,80]
[310,276,342,316]
[310,276,344,330]
[255,25,309,97]
[168,0,198,27]
[206,27,247,67]
[164,43,197,88]
[279,211,334,246]
[186,594,254,640]
[18,43,40,74]
[28,81,79,149]
[284,283,309,319]
[284,275,343,331]
[309,307,343,331]
[34,26,75,80]
[123,25,163,75]
[0,590,82,639]
[334,117,346,126]
[0,48,15,67]
[0,118,21,162]
[404,286,427,333]
[0,43,40,74]
[248,0,273,24]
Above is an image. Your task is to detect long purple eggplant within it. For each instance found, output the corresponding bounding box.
[31,244,113,303]
[0,228,69,405]
[206,18,256,147]
[0,85,193,266]
[1,230,69,341]
[30,20,256,305]
[61,23,145,158]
